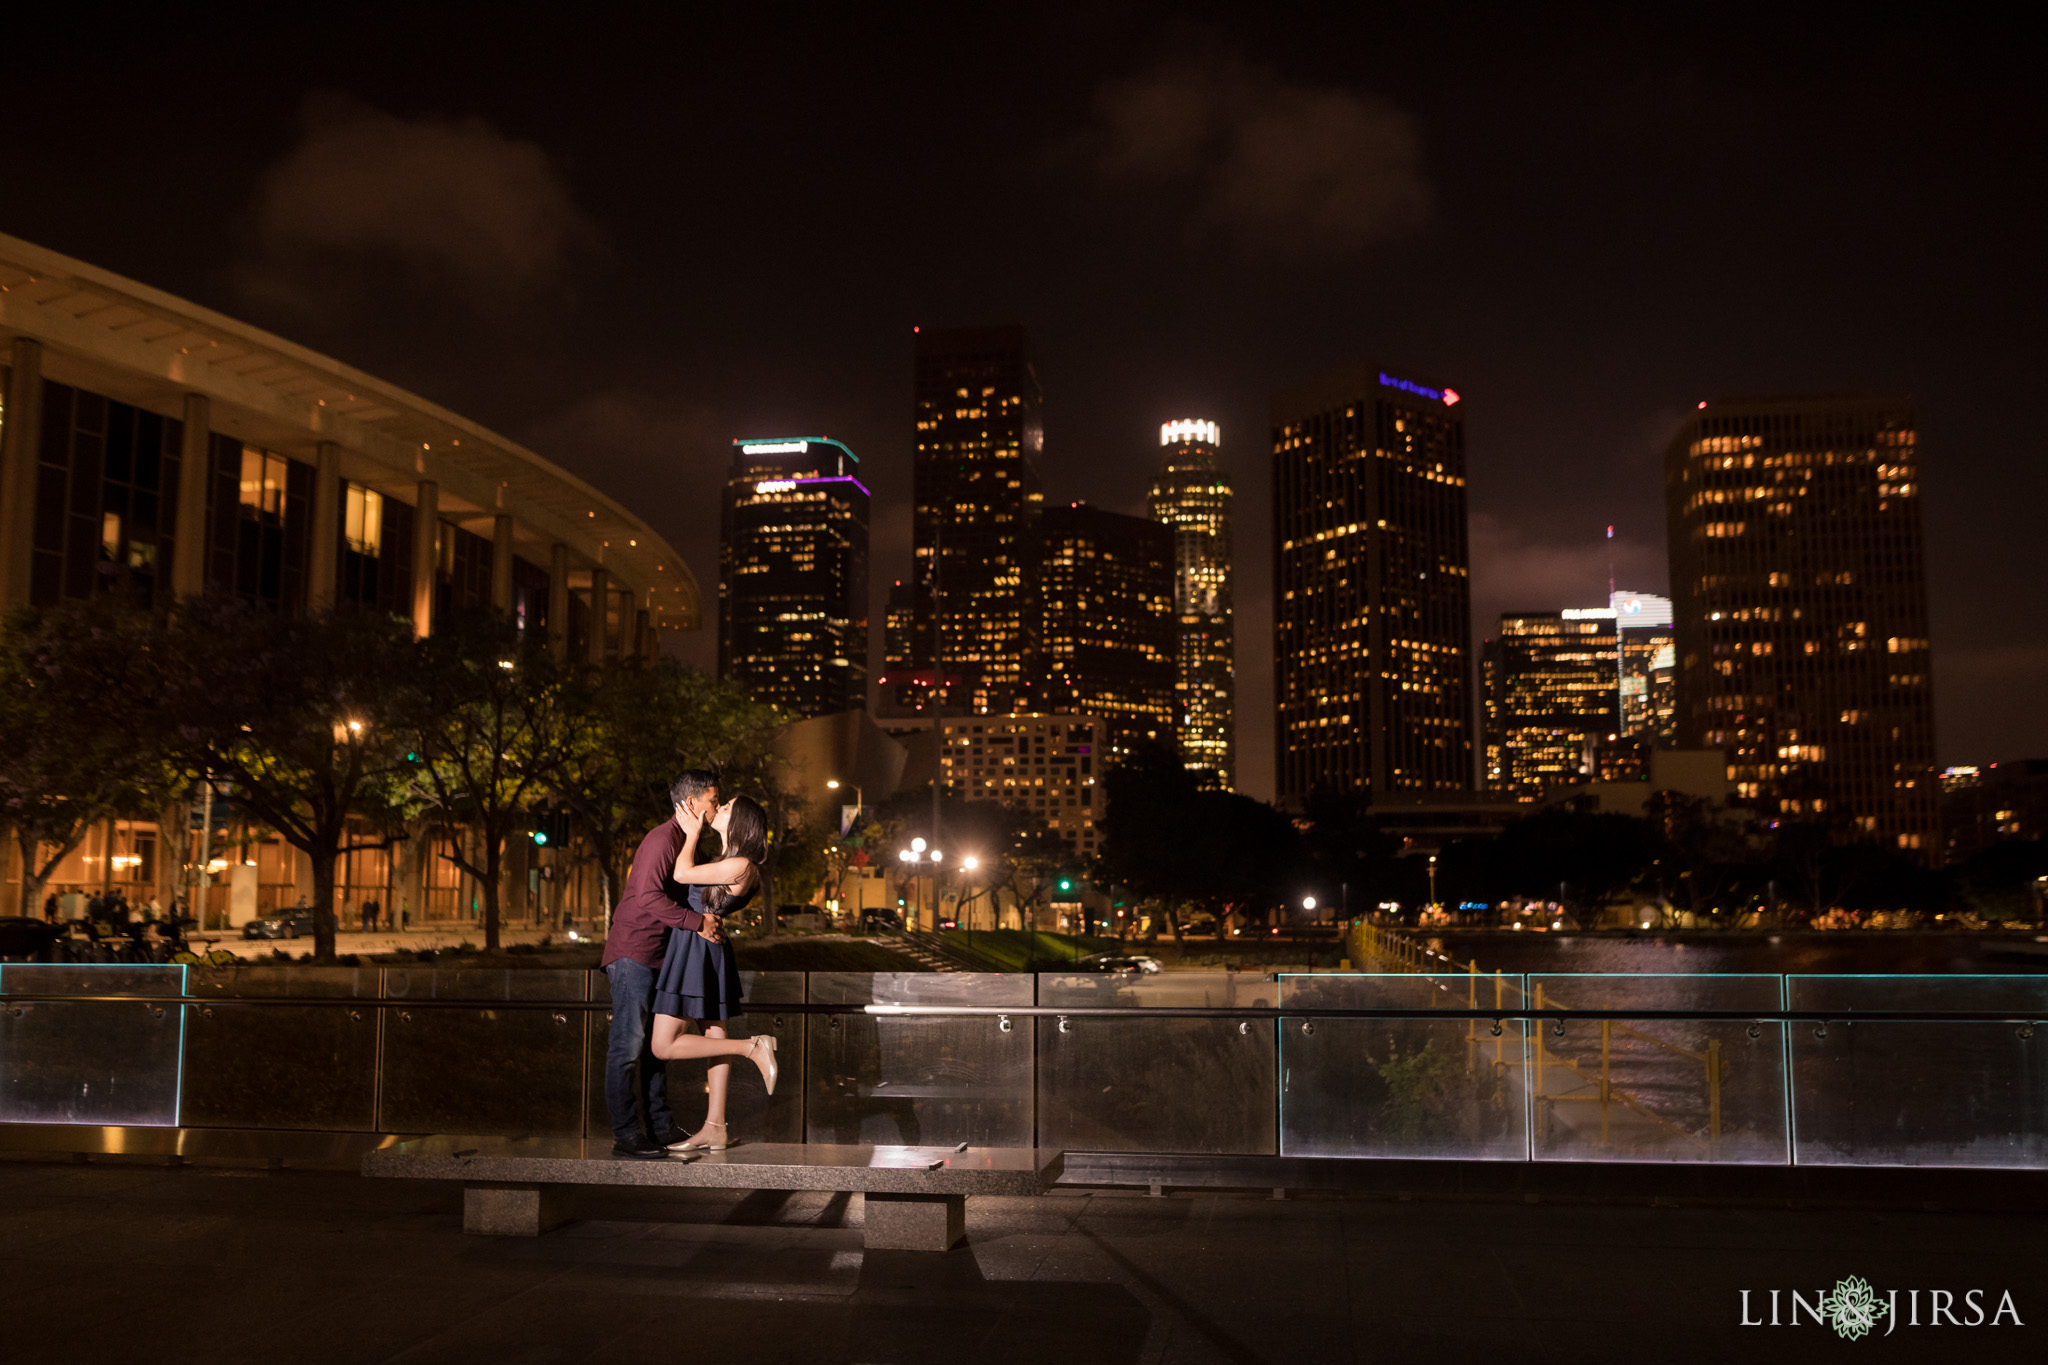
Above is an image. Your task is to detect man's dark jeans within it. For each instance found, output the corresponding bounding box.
[604,958,675,1144]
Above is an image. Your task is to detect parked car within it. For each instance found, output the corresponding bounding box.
[243,908,316,940]
[1077,953,1162,975]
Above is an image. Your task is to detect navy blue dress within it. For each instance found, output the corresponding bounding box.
[652,882,751,1021]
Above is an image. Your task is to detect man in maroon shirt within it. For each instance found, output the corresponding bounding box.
[601,769,723,1156]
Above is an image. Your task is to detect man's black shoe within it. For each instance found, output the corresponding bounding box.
[655,1129,689,1148]
[611,1139,667,1159]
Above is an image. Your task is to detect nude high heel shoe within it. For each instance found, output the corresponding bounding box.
[749,1034,779,1096]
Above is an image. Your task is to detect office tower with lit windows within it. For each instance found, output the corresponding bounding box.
[1611,589,1678,745]
[718,437,869,718]
[938,713,1105,861]
[1665,396,1937,858]
[1147,419,1235,787]
[1038,501,1176,759]
[898,325,1044,715]
[1272,364,1474,805]
[1488,610,1621,798]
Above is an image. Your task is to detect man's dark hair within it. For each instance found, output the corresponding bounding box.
[670,769,720,808]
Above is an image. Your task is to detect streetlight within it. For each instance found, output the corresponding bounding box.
[1302,895,1317,924]
[1427,854,1439,910]
[826,778,864,831]
[959,855,981,945]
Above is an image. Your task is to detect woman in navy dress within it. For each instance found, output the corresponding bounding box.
[649,794,778,1150]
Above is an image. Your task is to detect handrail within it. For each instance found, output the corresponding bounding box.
[0,992,2041,1025]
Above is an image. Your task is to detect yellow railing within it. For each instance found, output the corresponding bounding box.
[1342,919,1728,1153]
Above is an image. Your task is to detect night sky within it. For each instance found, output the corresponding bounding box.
[5,4,2042,799]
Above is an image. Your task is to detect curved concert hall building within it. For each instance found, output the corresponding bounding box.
[0,231,696,653]
[0,232,697,928]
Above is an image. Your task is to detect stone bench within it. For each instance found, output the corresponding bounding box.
[361,1136,1064,1251]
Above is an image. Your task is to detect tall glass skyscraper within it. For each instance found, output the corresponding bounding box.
[1148,420,1236,787]
[898,325,1044,716]
[1038,501,1176,761]
[1487,610,1622,798]
[717,437,869,718]
[1665,395,1938,859]
[1611,589,1677,745]
[1272,365,1474,805]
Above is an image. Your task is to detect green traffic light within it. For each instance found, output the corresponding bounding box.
[1059,879,1072,891]
[532,830,549,845]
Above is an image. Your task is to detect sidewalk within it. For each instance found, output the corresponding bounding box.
[194,926,593,961]
[0,1158,2038,1363]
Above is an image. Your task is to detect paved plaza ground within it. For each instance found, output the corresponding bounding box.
[2,1157,2042,1364]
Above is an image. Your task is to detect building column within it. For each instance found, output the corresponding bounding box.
[490,514,515,615]
[411,480,439,638]
[170,395,213,598]
[306,442,341,613]
[633,606,652,660]
[0,338,46,610]
[586,567,609,667]
[547,543,569,662]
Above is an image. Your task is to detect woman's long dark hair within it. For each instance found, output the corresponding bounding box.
[703,795,767,912]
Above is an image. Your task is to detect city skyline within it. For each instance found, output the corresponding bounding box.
[4,10,2038,797]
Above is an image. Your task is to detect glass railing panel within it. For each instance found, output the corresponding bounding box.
[379,968,588,1136]
[180,966,378,1130]
[0,964,186,1126]
[1787,975,2048,1168]
[805,973,1033,1147]
[1036,971,1278,1154]
[584,970,806,1145]
[1525,974,1787,1164]
[1279,972,1529,1160]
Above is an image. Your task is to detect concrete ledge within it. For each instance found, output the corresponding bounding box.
[0,1123,414,1169]
[1059,1151,2048,1212]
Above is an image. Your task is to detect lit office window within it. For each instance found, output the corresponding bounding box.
[345,485,384,555]
[239,447,288,517]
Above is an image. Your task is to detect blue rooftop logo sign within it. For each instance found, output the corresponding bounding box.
[1378,372,1461,406]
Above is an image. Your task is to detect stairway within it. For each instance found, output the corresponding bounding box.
[879,926,973,973]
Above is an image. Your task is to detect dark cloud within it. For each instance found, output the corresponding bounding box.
[1092,51,1431,252]
[236,94,599,315]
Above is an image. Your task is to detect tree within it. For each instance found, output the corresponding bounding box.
[550,659,786,921]
[408,615,568,951]
[1097,741,1300,939]
[0,598,182,916]
[159,599,422,960]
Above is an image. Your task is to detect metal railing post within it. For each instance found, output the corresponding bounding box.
[1599,1019,1612,1149]
[1708,1036,1722,1152]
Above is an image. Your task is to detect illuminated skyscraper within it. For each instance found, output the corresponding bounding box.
[1611,589,1677,745]
[899,325,1044,715]
[718,437,868,718]
[1147,419,1235,787]
[1039,502,1175,759]
[1489,610,1621,798]
[1665,396,1938,857]
[1272,364,1474,805]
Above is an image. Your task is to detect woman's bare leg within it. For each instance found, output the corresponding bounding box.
[649,1017,762,1146]
[650,1015,752,1063]
[702,1023,732,1134]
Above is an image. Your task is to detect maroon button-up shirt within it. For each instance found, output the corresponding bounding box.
[600,820,707,969]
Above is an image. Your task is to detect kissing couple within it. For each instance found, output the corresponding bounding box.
[599,769,780,1158]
